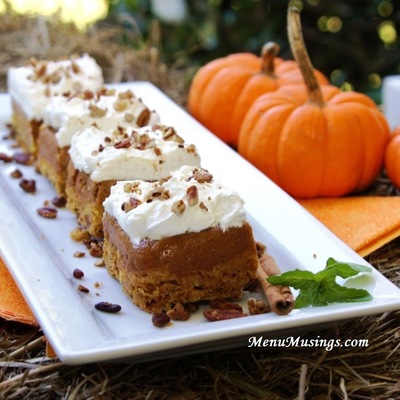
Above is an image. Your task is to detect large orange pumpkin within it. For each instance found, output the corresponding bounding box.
[238,7,391,199]
[384,126,400,189]
[188,42,328,146]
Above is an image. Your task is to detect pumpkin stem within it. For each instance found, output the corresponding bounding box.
[287,7,325,107]
[260,42,280,77]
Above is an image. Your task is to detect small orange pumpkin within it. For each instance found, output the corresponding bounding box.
[188,42,328,146]
[384,126,400,189]
[238,7,391,198]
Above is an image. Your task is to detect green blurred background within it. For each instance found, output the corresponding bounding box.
[106,0,400,103]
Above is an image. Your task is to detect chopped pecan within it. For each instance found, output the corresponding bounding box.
[0,152,12,163]
[77,284,89,293]
[203,308,247,322]
[37,207,57,218]
[71,61,81,74]
[137,108,151,127]
[167,303,191,321]
[114,138,131,149]
[95,302,121,313]
[14,152,34,166]
[10,168,22,178]
[247,298,271,315]
[113,99,129,112]
[124,112,135,123]
[193,168,213,183]
[89,241,103,258]
[51,196,66,208]
[73,268,84,279]
[199,201,208,211]
[209,299,243,312]
[152,312,171,328]
[19,179,36,193]
[186,144,197,154]
[122,197,141,212]
[186,185,198,206]
[171,199,186,215]
[89,103,107,118]
[117,90,134,100]
[161,126,177,140]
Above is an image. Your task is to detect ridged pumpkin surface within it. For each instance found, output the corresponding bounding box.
[238,88,391,198]
[188,44,328,146]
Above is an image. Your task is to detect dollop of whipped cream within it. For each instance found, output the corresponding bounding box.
[69,124,201,182]
[7,54,103,120]
[42,88,160,147]
[103,165,246,245]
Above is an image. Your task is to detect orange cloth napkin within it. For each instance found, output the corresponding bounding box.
[298,196,400,257]
[0,257,37,326]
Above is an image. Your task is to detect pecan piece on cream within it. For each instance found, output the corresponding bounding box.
[193,168,213,183]
[136,108,151,127]
[186,185,198,206]
[113,99,129,112]
[114,138,131,149]
[171,199,186,215]
[122,197,141,212]
[89,103,107,118]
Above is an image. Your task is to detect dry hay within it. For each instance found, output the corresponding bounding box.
[0,9,194,106]
[0,11,399,400]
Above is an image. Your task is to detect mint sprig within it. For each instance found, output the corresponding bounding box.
[267,257,373,308]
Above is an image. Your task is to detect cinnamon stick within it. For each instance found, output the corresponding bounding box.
[256,251,294,315]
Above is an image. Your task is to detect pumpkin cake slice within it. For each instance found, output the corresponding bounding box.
[102,165,259,313]
[7,54,103,156]
[66,124,201,238]
[37,87,160,195]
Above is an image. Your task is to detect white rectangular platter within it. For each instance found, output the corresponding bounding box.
[1,81,400,365]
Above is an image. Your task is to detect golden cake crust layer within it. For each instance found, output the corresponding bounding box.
[11,99,41,156]
[36,126,70,195]
[66,161,115,238]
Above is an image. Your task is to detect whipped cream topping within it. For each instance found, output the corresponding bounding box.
[42,88,160,147]
[7,54,103,120]
[69,124,201,182]
[103,165,246,245]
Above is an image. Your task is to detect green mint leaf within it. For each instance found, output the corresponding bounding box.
[325,257,372,278]
[320,273,373,304]
[266,258,373,308]
[266,269,316,289]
